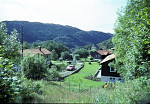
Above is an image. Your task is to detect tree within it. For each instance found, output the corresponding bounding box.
[112,0,150,79]
[97,38,113,50]
[42,40,69,58]
[3,29,21,60]
[21,55,49,80]
[73,48,89,58]
[0,22,7,45]
[0,22,21,64]
[61,51,72,60]
[23,42,30,49]
[0,45,22,103]
[50,49,58,61]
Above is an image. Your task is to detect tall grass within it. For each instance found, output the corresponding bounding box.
[28,80,93,103]
[93,76,150,103]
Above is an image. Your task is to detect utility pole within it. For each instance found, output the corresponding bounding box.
[20,25,23,58]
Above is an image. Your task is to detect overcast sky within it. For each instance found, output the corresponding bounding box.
[0,0,127,33]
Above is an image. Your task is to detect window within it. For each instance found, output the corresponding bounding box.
[110,67,116,72]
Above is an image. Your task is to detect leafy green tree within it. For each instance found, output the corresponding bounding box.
[0,22,21,62]
[42,40,69,58]
[97,38,113,50]
[0,46,22,103]
[32,42,39,48]
[50,49,58,61]
[3,29,21,60]
[0,22,7,45]
[21,55,49,80]
[73,48,89,58]
[23,42,30,49]
[112,0,150,79]
[61,51,72,60]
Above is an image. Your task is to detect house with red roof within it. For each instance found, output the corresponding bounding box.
[19,46,51,58]
[91,50,112,60]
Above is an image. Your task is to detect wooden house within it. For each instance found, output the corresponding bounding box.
[91,50,112,60]
[19,46,51,58]
[95,54,124,82]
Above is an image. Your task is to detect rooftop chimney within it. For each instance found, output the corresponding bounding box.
[38,46,41,51]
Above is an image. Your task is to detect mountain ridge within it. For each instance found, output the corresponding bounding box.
[4,21,113,48]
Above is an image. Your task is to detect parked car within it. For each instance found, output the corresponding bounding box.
[66,65,75,71]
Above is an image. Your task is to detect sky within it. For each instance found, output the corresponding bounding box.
[0,0,127,33]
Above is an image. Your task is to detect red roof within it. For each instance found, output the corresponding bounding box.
[96,50,112,55]
[19,48,51,56]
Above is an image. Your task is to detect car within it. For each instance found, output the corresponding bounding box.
[66,65,75,71]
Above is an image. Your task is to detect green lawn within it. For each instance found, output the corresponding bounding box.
[24,62,105,103]
[53,62,104,90]
[64,62,104,87]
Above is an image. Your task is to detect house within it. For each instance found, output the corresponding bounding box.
[91,50,112,60]
[19,46,51,58]
[95,54,124,83]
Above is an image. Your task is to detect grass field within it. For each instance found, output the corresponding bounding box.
[53,62,105,91]
[23,61,105,103]
[64,62,104,87]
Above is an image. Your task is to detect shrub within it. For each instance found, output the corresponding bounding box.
[21,54,48,80]
[93,76,150,103]
[15,78,42,103]
[46,66,60,81]
[0,56,22,103]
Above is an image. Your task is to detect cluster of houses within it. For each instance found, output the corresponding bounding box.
[19,46,124,83]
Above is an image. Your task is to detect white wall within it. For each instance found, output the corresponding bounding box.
[101,76,124,83]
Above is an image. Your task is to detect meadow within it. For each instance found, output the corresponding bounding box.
[23,61,105,103]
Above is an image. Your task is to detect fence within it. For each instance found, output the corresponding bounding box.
[57,81,102,94]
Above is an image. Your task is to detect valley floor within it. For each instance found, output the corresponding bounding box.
[27,62,105,103]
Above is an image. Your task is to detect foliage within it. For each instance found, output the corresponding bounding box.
[21,54,49,80]
[112,0,150,79]
[46,66,60,80]
[55,63,68,72]
[0,46,22,103]
[23,41,31,49]
[42,40,69,58]
[0,22,7,45]
[93,76,150,104]
[3,29,21,60]
[15,77,42,103]
[5,21,112,48]
[73,48,89,58]
[61,51,72,60]
[0,22,21,63]
[73,54,80,63]
[97,38,113,50]
[50,49,58,61]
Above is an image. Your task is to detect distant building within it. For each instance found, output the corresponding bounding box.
[19,46,51,58]
[91,50,112,60]
[95,54,124,83]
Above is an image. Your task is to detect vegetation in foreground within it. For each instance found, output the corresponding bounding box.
[0,0,150,103]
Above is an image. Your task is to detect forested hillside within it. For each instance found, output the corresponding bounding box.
[4,21,113,48]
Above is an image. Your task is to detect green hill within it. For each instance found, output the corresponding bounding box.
[4,21,113,48]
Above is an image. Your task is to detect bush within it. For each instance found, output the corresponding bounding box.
[46,66,60,81]
[93,76,150,103]
[21,54,48,80]
[55,63,67,72]
[15,78,43,103]
[0,56,22,103]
